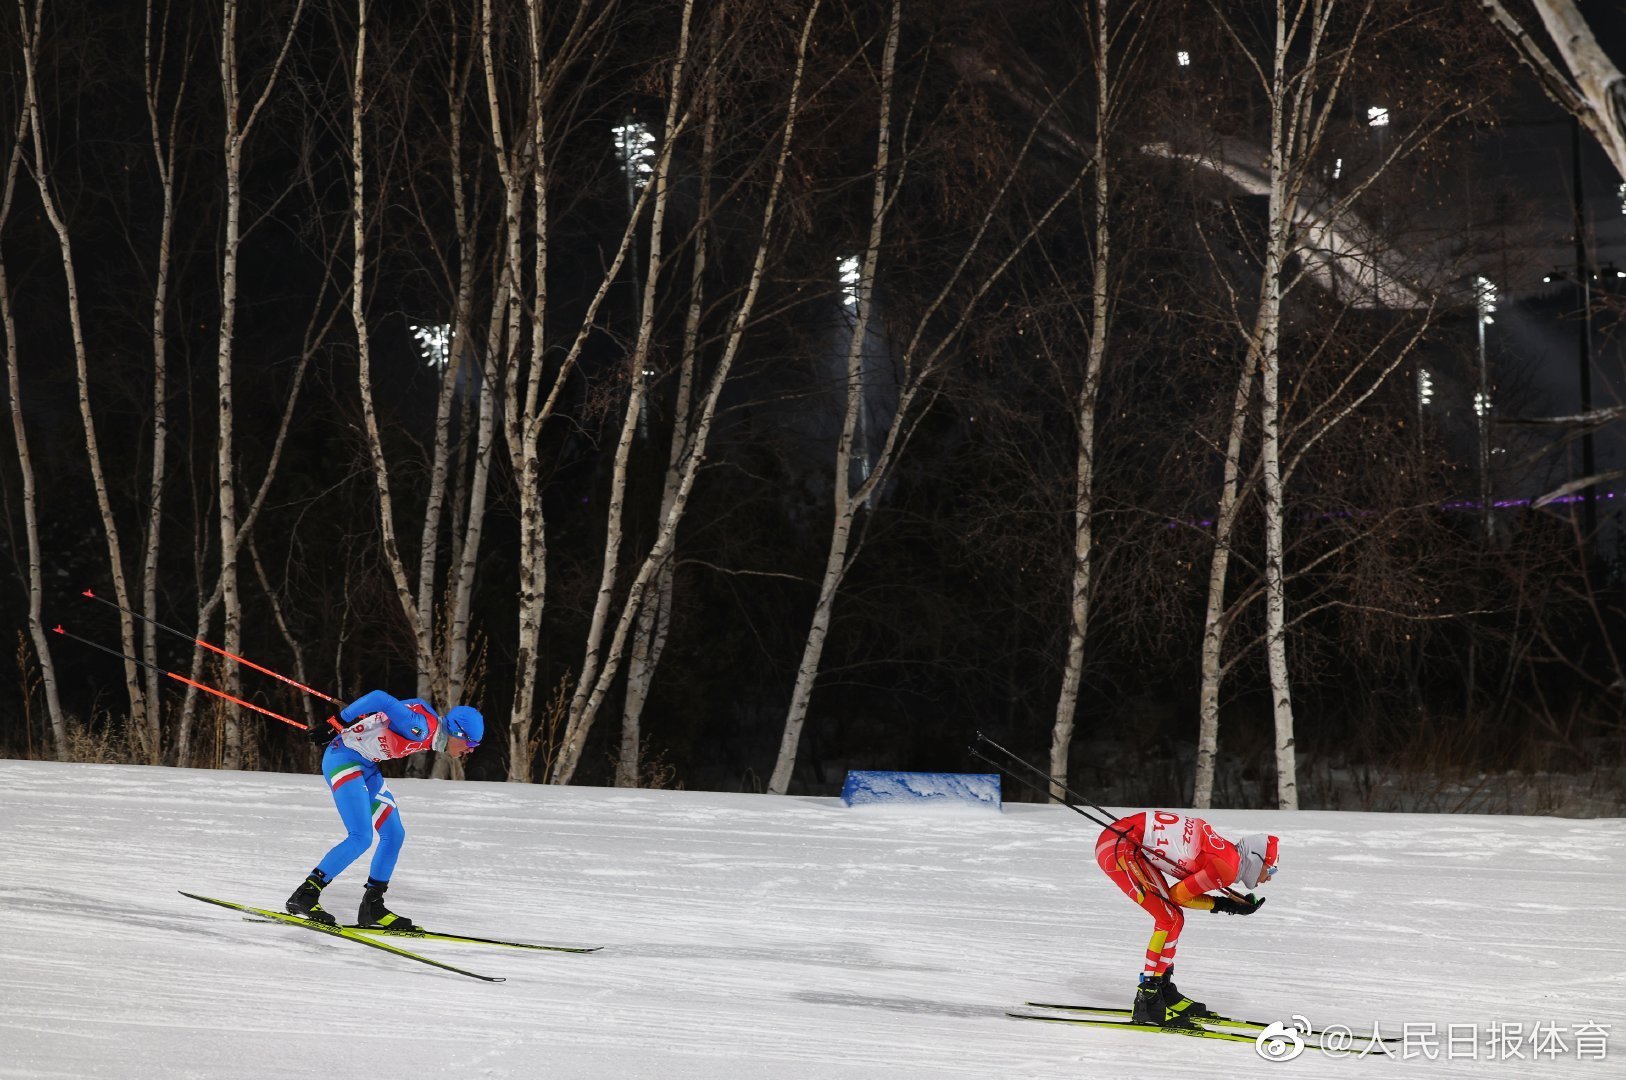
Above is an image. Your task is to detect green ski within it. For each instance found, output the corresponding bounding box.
[342,924,601,953]
[1023,1002,1401,1043]
[181,891,505,982]
[242,916,600,953]
[1007,1012,1263,1043]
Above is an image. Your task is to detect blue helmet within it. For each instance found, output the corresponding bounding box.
[444,705,484,747]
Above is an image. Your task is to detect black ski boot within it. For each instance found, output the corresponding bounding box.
[357,878,416,931]
[285,873,337,926]
[1132,974,1195,1028]
[1160,964,1214,1019]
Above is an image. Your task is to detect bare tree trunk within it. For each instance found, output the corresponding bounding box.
[1481,0,1626,181]
[0,64,65,759]
[616,24,722,788]
[1257,4,1299,811]
[174,285,330,766]
[563,0,696,780]
[172,0,312,768]
[1200,0,1382,809]
[767,0,900,796]
[1259,249,1296,807]
[415,24,482,781]
[18,0,150,758]
[448,281,501,714]
[1193,355,1255,809]
[138,0,186,764]
[351,0,425,670]
[1050,0,1137,797]
[479,0,659,782]
[215,0,247,771]
[488,0,545,783]
[212,0,306,771]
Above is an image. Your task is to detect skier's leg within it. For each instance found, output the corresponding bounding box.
[1097,824,1192,1025]
[365,779,404,882]
[1098,833,1178,963]
[1140,889,1183,977]
[314,758,377,881]
[288,753,374,923]
[355,778,413,929]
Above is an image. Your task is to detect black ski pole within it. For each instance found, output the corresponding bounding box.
[974,730,1125,821]
[971,731,1251,900]
[968,743,1114,828]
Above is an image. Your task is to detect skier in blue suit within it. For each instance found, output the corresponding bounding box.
[286,689,484,929]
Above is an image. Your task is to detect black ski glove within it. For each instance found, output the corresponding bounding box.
[307,717,341,745]
[1211,893,1265,916]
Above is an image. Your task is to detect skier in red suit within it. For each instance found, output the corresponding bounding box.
[1096,810,1279,1027]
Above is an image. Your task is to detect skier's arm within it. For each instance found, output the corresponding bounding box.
[1167,876,1219,910]
[341,689,402,723]
[1167,848,1239,909]
[341,690,428,739]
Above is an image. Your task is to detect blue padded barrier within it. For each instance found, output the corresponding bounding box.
[839,770,1002,810]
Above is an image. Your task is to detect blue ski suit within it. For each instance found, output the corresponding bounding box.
[313,690,445,884]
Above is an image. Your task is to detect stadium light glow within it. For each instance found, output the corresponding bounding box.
[612,121,657,193]
[1476,275,1497,326]
[411,323,451,369]
[839,256,861,309]
[1367,106,1389,127]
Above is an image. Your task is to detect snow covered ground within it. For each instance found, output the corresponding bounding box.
[1,758,1621,1078]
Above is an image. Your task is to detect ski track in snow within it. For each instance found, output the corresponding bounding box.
[1,760,1621,1078]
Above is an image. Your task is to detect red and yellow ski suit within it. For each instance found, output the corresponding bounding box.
[1095,811,1242,976]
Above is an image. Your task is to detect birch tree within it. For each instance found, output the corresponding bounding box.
[418,11,494,780]
[1190,0,1469,808]
[336,0,495,781]
[476,0,653,781]
[16,0,151,759]
[1048,0,1149,798]
[767,7,1089,795]
[349,0,423,698]
[560,0,697,783]
[133,0,195,763]
[615,11,725,788]
[212,0,307,770]
[0,17,66,759]
[550,0,827,785]
[1480,0,1626,182]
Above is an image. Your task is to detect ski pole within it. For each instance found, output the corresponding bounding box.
[52,623,340,734]
[968,742,1114,827]
[971,731,1250,901]
[974,730,1127,822]
[80,588,340,704]
[971,736,1237,895]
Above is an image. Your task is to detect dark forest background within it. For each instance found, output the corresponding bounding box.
[4,0,1625,812]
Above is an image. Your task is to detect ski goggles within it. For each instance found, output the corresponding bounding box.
[1261,862,1278,882]
[444,729,479,750]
